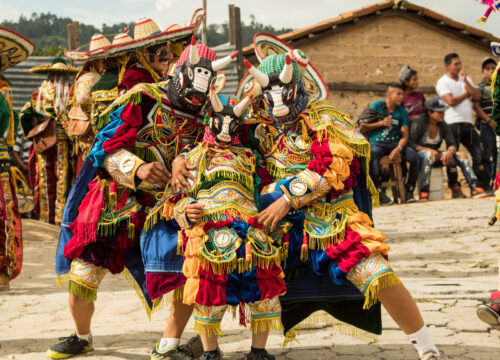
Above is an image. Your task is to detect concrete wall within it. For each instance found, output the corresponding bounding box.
[297,14,494,119]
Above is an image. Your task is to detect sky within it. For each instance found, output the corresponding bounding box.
[1,0,500,38]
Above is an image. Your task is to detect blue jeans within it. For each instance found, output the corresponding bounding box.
[417,150,477,193]
[369,142,421,190]
[480,123,497,187]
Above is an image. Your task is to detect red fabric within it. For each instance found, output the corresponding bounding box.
[307,137,333,176]
[325,228,370,273]
[64,178,106,259]
[492,290,500,300]
[202,126,241,145]
[255,264,286,300]
[256,168,272,192]
[195,264,227,306]
[146,272,187,300]
[0,179,5,221]
[176,44,217,68]
[203,219,234,233]
[247,218,263,230]
[494,170,500,190]
[118,64,155,93]
[102,102,142,154]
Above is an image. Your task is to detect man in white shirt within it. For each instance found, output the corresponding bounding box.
[435,53,488,199]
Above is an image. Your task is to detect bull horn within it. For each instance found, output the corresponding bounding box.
[244,59,269,88]
[212,50,239,72]
[209,86,224,113]
[279,54,294,84]
[233,95,252,118]
[189,35,200,65]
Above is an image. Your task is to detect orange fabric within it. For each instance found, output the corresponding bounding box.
[322,138,353,190]
[347,209,390,256]
[182,225,204,305]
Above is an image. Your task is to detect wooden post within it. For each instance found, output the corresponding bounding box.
[228,5,244,79]
[202,0,207,44]
[67,22,79,51]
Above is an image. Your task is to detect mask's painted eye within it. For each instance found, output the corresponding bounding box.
[179,72,184,88]
[187,67,193,80]
[286,87,294,101]
[214,116,222,129]
[229,118,238,133]
[264,91,273,105]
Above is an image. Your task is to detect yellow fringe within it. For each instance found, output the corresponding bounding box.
[194,320,224,337]
[56,273,69,287]
[363,272,402,310]
[121,267,154,320]
[251,317,283,334]
[150,286,185,314]
[200,254,238,275]
[177,230,183,255]
[283,310,379,347]
[68,280,97,302]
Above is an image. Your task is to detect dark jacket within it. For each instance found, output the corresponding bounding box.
[409,113,457,151]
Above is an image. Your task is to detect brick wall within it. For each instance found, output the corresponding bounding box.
[298,14,494,120]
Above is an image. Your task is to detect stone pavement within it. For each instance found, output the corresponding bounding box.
[0,197,499,360]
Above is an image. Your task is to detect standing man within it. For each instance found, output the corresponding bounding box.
[436,53,488,198]
[0,26,35,290]
[359,83,420,204]
[473,57,498,192]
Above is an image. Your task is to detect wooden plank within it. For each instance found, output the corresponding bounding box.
[233,6,244,80]
[67,22,79,51]
[202,0,207,44]
[228,4,236,45]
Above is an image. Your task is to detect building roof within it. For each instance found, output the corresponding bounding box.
[242,0,500,55]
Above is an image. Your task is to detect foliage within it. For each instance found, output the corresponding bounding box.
[1,12,293,52]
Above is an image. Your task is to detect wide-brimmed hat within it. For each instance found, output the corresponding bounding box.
[65,8,205,62]
[29,57,79,74]
[0,26,35,71]
[238,32,329,102]
[491,42,500,57]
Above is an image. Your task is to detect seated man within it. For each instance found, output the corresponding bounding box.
[359,83,420,204]
[409,97,485,201]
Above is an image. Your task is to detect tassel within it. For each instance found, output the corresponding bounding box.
[239,301,247,327]
[177,230,183,255]
[300,234,309,262]
[128,222,135,239]
[109,181,117,209]
[283,231,289,260]
[245,242,252,267]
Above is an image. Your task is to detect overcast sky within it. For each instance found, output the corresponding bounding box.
[2,0,499,38]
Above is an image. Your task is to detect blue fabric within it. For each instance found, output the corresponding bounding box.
[55,157,96,275]
[368,100,409,144]
[125,242,155,311]
[140,220,184,273]
[328,260,348,285]
[226,268,261,306]
[88,105,126,168]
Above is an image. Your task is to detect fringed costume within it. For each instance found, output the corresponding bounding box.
[242,41,403,343]
[20,58,78,224]
[0,26,34,287]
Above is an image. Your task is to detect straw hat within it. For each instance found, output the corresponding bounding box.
[65,8,206,62]
[112,32,134,45]
[89,34,111,51]
[0,26,35,71]
[30,57,79,74]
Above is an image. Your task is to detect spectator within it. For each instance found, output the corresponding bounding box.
[359,83,420,205]
[410,97,486,202]
[473,57,498,192]
[11,127,31,176]
[436,53,488,198]
[399,65,426,121]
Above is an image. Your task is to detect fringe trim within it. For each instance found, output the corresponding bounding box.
[200,209,255,224]
[363,272,402,310]
[68,280,97,302]
[57,273,69,287]
[250,317,283,334]
[283,311,379,347]
[121,267,154,320]
[194,320,224,337]
[200,253,239,275]
[203,170,254,192]
[150,286,185,314]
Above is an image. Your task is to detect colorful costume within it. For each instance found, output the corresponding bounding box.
[55,35,236,315]
[19,58,78,224]
[0,26,34,286]
[475,0,500,23]
[243,34,401,341]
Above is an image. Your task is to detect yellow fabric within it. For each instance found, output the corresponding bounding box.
[322,137,353,191]
[347,209,390,256]
[182,224,204,305]
[495,188,500,220]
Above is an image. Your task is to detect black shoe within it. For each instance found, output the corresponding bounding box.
[200,350,221,360]
[46,334,93,359]
[378,189,394,206]
[151,343,194,360]
[405,189,417,203]
[246,349,275,360]
[451,186,466,199]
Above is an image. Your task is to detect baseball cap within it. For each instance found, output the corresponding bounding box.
[481,56,497,70]
[425,96,449,112]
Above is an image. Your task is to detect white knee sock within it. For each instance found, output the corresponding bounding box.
[76,332,92,344]
[408,325,439,357]
[158,337,180,352]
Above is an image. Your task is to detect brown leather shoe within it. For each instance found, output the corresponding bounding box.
[0,273,10,291]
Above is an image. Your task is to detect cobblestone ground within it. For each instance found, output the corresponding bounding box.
[1,197,499,360]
